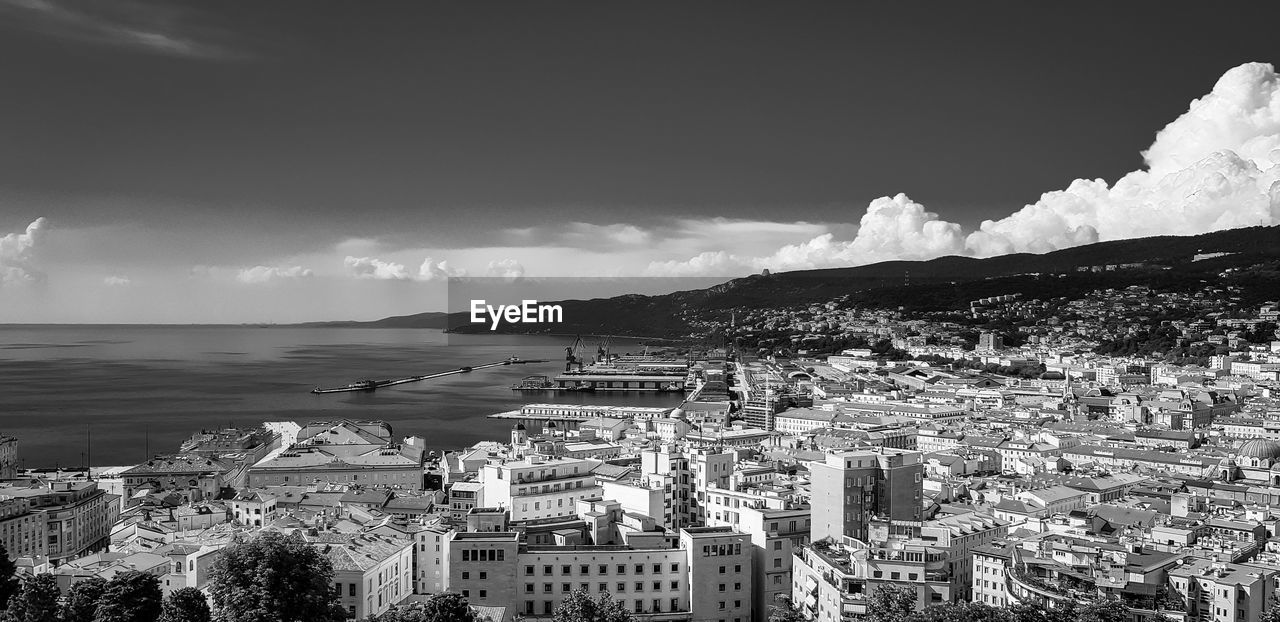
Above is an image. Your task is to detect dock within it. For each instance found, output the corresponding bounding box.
[311,358,548,394]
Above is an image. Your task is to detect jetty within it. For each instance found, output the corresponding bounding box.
[311,357,548,394]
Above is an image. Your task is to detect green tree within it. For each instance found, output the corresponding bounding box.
[0,544,16,613]
[864,584,916,622]
[93,571,162,622]
[5,573,60,622]
[157,587,211,622]
[550,589,632,622]
[207,531,345,622]
[60,577,107,622]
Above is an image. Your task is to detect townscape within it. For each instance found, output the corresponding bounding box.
[2,287,1279,622]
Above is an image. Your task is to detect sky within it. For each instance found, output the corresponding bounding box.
[1,1,1279,323]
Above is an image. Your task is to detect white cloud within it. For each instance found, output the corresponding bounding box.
[235,265,313,284]
[965,62,1280,256]
[656,62,1280,273]
[343,255,464,281]
[0,217,48,285]
[417,257,464,281]
[485,259,525,279]
[103,275,132,286]
[344,256,411,280]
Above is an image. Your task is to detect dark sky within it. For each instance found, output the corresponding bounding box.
[3,1,1277,238]
[2,1,1278,323]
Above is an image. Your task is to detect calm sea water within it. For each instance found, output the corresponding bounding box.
[0,326,682,468]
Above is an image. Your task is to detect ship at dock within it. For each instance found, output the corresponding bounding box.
[550,335,689,392]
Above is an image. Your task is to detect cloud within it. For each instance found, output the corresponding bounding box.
[645,194,965,276]
[0,0,244,60]
[103,275,132,286]
[417,257,463,281]
[485,259,526,279]
[656,62,1280,274]
[235,265,313,284]
[965,62,1280,256]
[344,256,464,281]
[0,217,48,285]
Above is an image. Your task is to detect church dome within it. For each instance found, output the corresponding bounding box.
[1237,439,1280,461]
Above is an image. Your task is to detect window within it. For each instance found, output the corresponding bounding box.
[671,597,679,610]
[599,565,608,575]
[526,584,534,593]
[653,564,661,573]
[671,563,679,572]
[653,581,661,591]
[479,590,487,598]
[581,565,590,575]
[671,581,679,590]
[635,582,644,592]
[635,564,644,574]
[734,564,741,572]
[461,572,470,580]
[617,583,626,593]
[773,541,782,550]
[617,564,626,574]
[543,583,552,593]
[562,565,571,575]
[349,584,356,596]
[599,583,607,592]
[543,565,553,575]
[734,582,741,590]
[719,601,726,610]
[634,600,643,613]
[479,572,487,580]
[525,566,534,576]
[891,572,900,580]
[718,584,726,592]
[461,590,469,597]
[719,566,726,574]
[774,558,782,568]
[562,583,570,592]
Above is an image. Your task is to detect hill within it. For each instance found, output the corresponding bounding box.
[330,225,1280,335]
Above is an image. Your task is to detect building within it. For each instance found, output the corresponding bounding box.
[0,435,16,480]
[978,333,1004,352]
[792,536,951,622]
[114,454,240,508]
[1168,559,1275,622]
[0,480,113,566]
[704,484,811,621]
[477,455,603,522]
[681,526,754,622]
[228,489,278,527]
[808,449,924,542]
[0,496,47,561]
[313,532,415,620]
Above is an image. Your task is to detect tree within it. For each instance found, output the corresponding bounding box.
[1259,593,1280,622]
[906,602,1011,622]
[550,589,632,622]
[158,587,211,622]
[0,546,15,614]
[1079,600,1130,622]
[93,571,162,622]
[207,531,345,622]
[864,584,916,622]
[4,573,60,622]
[366,593,476,622]
[767,597,806,622]
[60,577,107,622]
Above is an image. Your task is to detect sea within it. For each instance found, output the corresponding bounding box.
[0,326,683,469]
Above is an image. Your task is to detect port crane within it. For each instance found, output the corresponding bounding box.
[595,334,612,365]
[565,335,585,372]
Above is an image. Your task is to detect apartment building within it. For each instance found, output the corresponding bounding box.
[0,480,113,565]
[477,455,603,522]
[809,449,923,543]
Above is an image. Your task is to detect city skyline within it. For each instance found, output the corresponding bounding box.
[1,2,1279,322]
